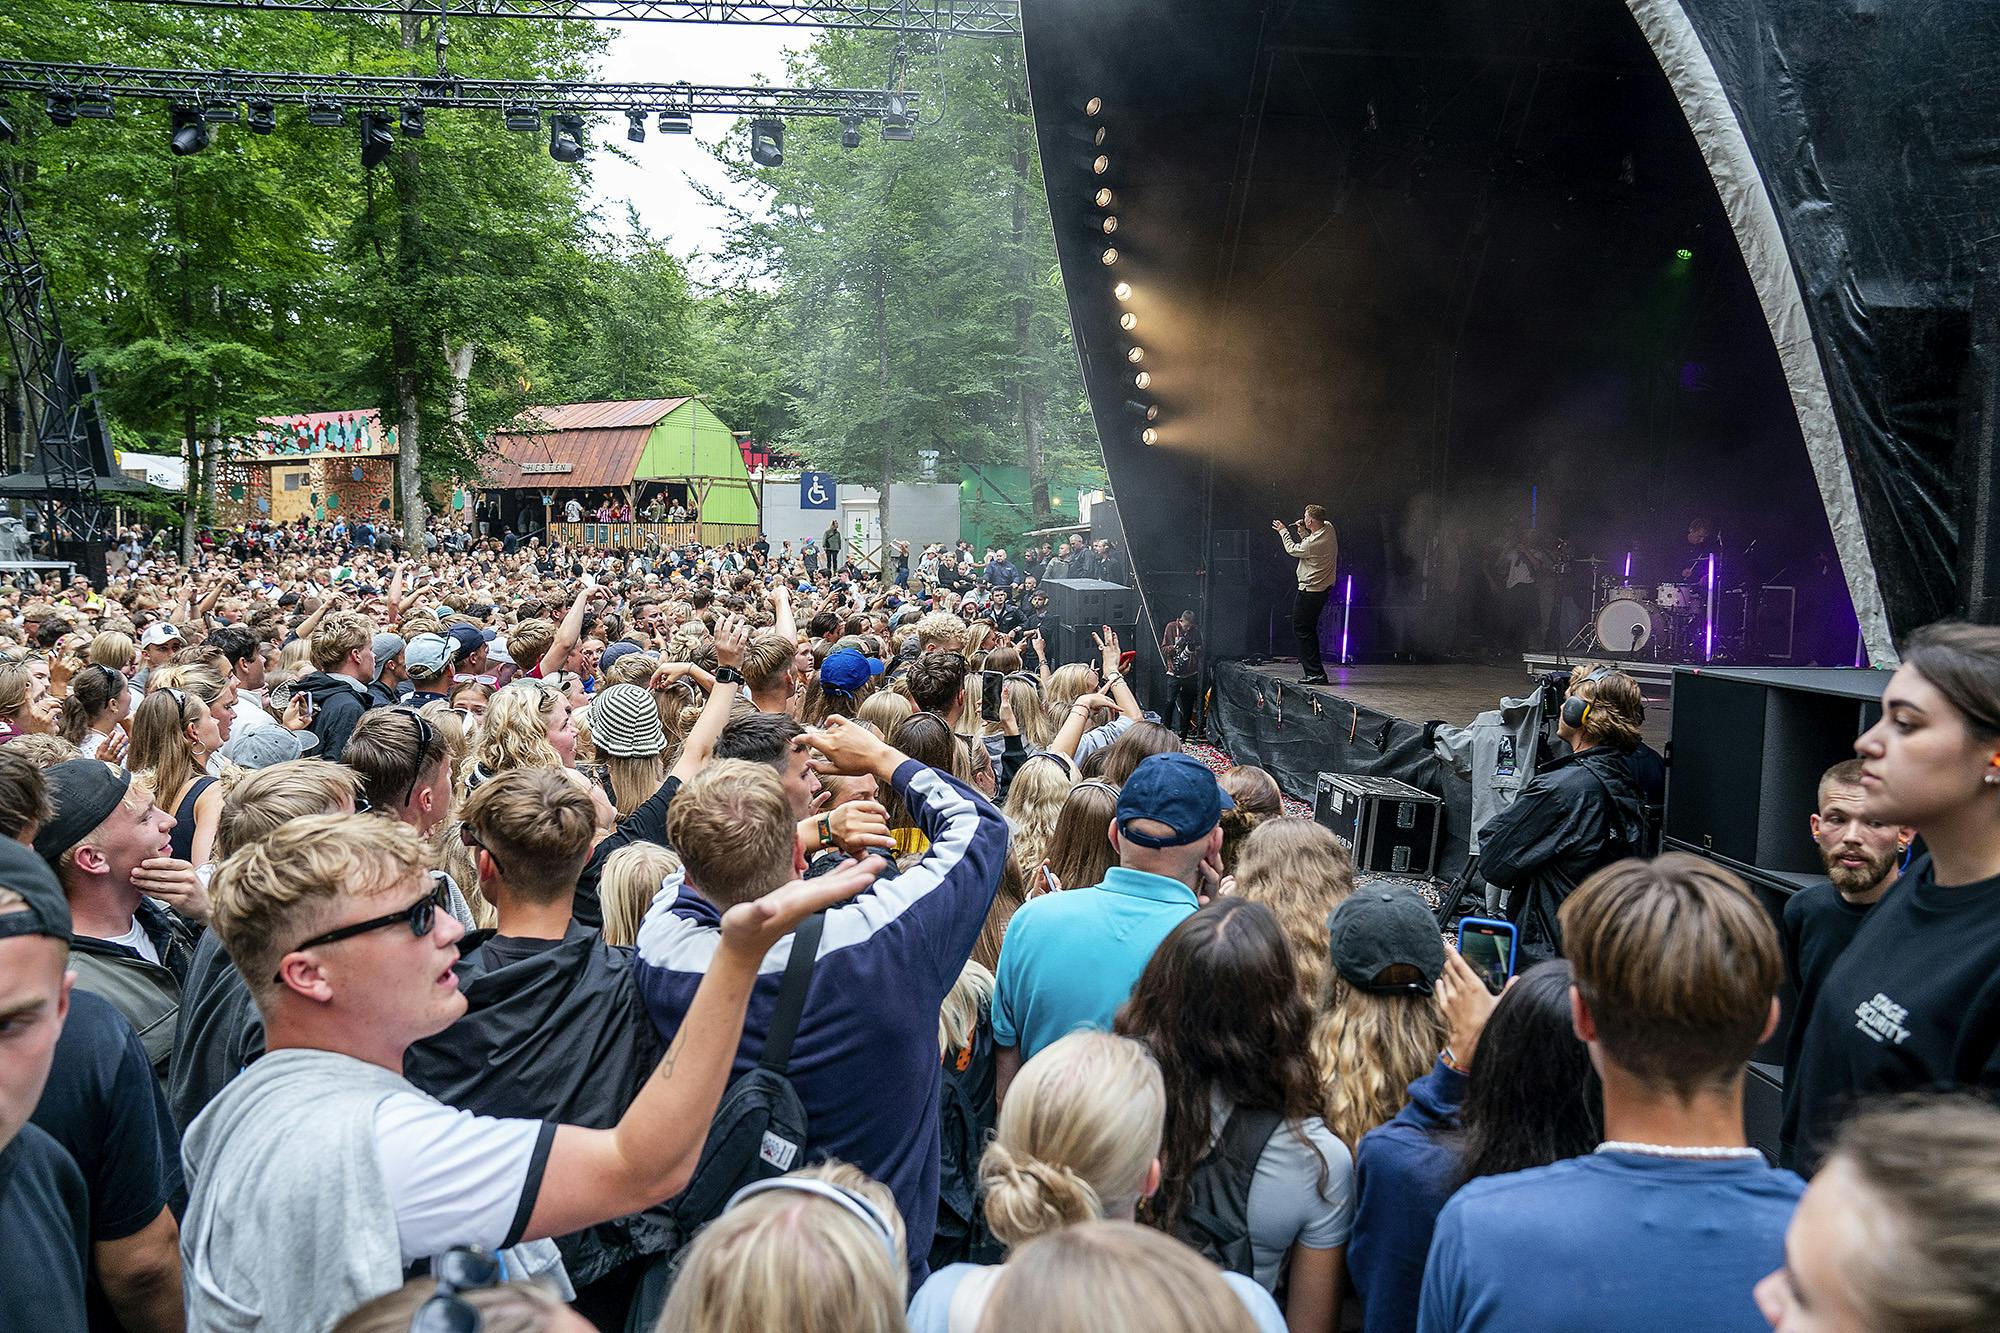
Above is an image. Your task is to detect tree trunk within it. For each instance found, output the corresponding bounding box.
[392,11,429,552]
[1009,57,1051,520]
[180,397,197,565]
[445,338,475,438]
[874,256,893,578]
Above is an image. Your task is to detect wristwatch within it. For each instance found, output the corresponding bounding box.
[1101,670,1123,689]
[713,665,746,685]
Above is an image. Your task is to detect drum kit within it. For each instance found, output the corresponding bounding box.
[1568,557,1710,660]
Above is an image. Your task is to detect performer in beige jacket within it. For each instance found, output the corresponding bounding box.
[1272,504,1338,683]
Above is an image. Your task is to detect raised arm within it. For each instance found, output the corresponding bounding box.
[540,578,593,678]
[1049,691,1115,761]
[770,580,797,644]
[1095,627,1143,721]
[667,613,747,784]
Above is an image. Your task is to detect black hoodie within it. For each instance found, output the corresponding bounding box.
[295,670,373,761]
[1478,745,1647,957]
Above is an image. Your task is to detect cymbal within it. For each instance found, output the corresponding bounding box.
[1571,556,1608,566]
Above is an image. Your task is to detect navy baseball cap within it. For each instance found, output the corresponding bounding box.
[447,626,487,660]
[1116,752,1233,848]
[821,647,887,694]
[0,837,69,943]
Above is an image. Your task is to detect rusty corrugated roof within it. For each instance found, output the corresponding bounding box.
[508,398,689,431]
[483,425,654,490]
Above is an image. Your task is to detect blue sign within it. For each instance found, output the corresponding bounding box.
[799,471,837,511]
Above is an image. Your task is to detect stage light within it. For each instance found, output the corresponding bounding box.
[169,105,208,156]
[1100,247,1118,265]
[1119,312,1137,331]
[201,102,241,124]
[503,103,540,132]
[840,114,861,149]
[1084,97,1103,116]
[882,115,915,142]
[307,101,345,127]
[1094,188,1113,208]
[45,92,76,127]
[1113,281,1132,301]
[76,94,114,121]
[1133,370,1152,389]
[1092,154,1109,175]
[750,118,784,166]
[625,109,646,143]
[1125,346,1144,364]
[1676,247,1693,261]
[1123,398,1158,421]
[246,99,275,134]
[1141,427,1158,445]
[359,111,394,169]
[550,113,587,164]
[658,109,692,135]
[401,104,425,138]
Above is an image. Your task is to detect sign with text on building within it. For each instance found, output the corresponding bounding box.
[799,470,837,510]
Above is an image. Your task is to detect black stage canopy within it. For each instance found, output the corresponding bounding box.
[1024,0,2000,666]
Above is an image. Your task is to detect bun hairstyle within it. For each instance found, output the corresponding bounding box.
[978,1032,1165,1248]
[1216,765,1283,870]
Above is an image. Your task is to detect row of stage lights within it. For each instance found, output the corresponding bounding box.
[1083,96,1159,447]
[34,87,915,167]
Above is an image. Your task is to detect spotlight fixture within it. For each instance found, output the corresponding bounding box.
[625,108,646,143]
[201,102,240,124]
[1113,281,1132,301]
[750,118,785,167]
[1085,96,1103,116]
[1141,427,1159,445]
[169,105,208,156]
[1133,370,1152,390]
[1124,398,1160,422]
[1094,188,1113,208]
[502,103,540,133]
[1119,312,1137,331]
[359,111,394,169]
[45,92,76,127]
[882,93,915,142]
[400,104,425,138]
[1100,247,1118,265]
[1125,346,1144,364]
[657,109,692,135]
[245,99,276,134]
[1092,154,1109,175]
[549,112,587,164]
[307,101,345,127]
[840,114,862,149]
[76,94,115,121]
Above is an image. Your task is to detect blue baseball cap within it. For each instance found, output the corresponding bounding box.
[821,647,887,694]
[447,626,487,660]
[1116,752,1233,848]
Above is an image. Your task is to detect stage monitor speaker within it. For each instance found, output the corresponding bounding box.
[1044,577,1137,627]
[1755,586,1796,660]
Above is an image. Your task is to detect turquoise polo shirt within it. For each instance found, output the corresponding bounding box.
[991,866,1200,1059]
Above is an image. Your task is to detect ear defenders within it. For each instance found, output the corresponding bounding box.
[1561,667,1616,731]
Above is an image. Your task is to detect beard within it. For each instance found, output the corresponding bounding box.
[1822,840,1899,897]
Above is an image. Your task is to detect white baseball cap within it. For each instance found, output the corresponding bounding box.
[140,623,184,648]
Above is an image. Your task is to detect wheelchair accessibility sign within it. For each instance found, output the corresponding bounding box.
[800,471,837,510]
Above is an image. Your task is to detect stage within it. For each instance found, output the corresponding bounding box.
[1207,658,1679,880]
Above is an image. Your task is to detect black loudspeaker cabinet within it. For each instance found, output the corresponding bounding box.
[1044,577,1137,627]
[1661,666,1890,1156]
[1314,773,1443,878]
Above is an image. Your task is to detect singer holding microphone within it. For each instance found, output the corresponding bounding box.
[1272,504,1338,685]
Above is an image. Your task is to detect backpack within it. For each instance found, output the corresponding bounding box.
[624,913,825,1330]
[1170,1105,1283,1277]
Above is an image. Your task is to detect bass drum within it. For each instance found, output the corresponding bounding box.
[1595,598,1657,653]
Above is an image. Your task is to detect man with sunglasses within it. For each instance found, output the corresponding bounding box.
[180,812,884,1332]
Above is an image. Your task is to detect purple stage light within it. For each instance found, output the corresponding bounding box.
[1704,553,1716,661]
[1340,574,1354,664]
[1623,551,1632,579]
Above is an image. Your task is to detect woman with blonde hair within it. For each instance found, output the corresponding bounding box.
[1217,766,1284,872]
[978,1222,1264,1333]
[598,841,681,949]
[129,685,225,866]
[1039,780,1120,895]
[1231,818,1356,1009]
[659,1161,909,1333]
[469,678,577,787]
[857,688,915,736]
[1002,752,1077,886]
[88,628,138,679]
[1315,888,1448,1152]
[908,1032,1284,1333]
[1118,899,1351,1330]
[0,661,56,742]
[333,1269,592,1333]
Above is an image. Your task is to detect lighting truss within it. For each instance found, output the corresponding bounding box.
[0,60,920,120]
[105,0,1020,36]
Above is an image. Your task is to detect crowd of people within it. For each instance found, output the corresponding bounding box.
[0,518,1996,1333]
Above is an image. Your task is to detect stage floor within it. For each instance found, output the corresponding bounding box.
[1232,659,1672,747]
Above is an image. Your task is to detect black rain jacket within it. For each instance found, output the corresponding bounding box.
[1478,745,1646,957]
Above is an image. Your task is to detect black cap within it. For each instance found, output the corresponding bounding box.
[1327,887,1446,995]
[34,760,134,867]
[0,836,71,942]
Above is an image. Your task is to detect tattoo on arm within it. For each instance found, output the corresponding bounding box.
[652,1026,685,1085]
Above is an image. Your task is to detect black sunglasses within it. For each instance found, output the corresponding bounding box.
[409,1248,502,1333]
[392,707,439,808]
[274,877,450,982]
[458,823,508,881]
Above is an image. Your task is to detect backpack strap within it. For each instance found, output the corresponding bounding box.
[1216,1105,1285,1178]
[758,911,825,1075]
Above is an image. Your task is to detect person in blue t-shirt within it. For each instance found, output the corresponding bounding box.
[1418,853,1804,1333]
[991,752,1232,1100]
